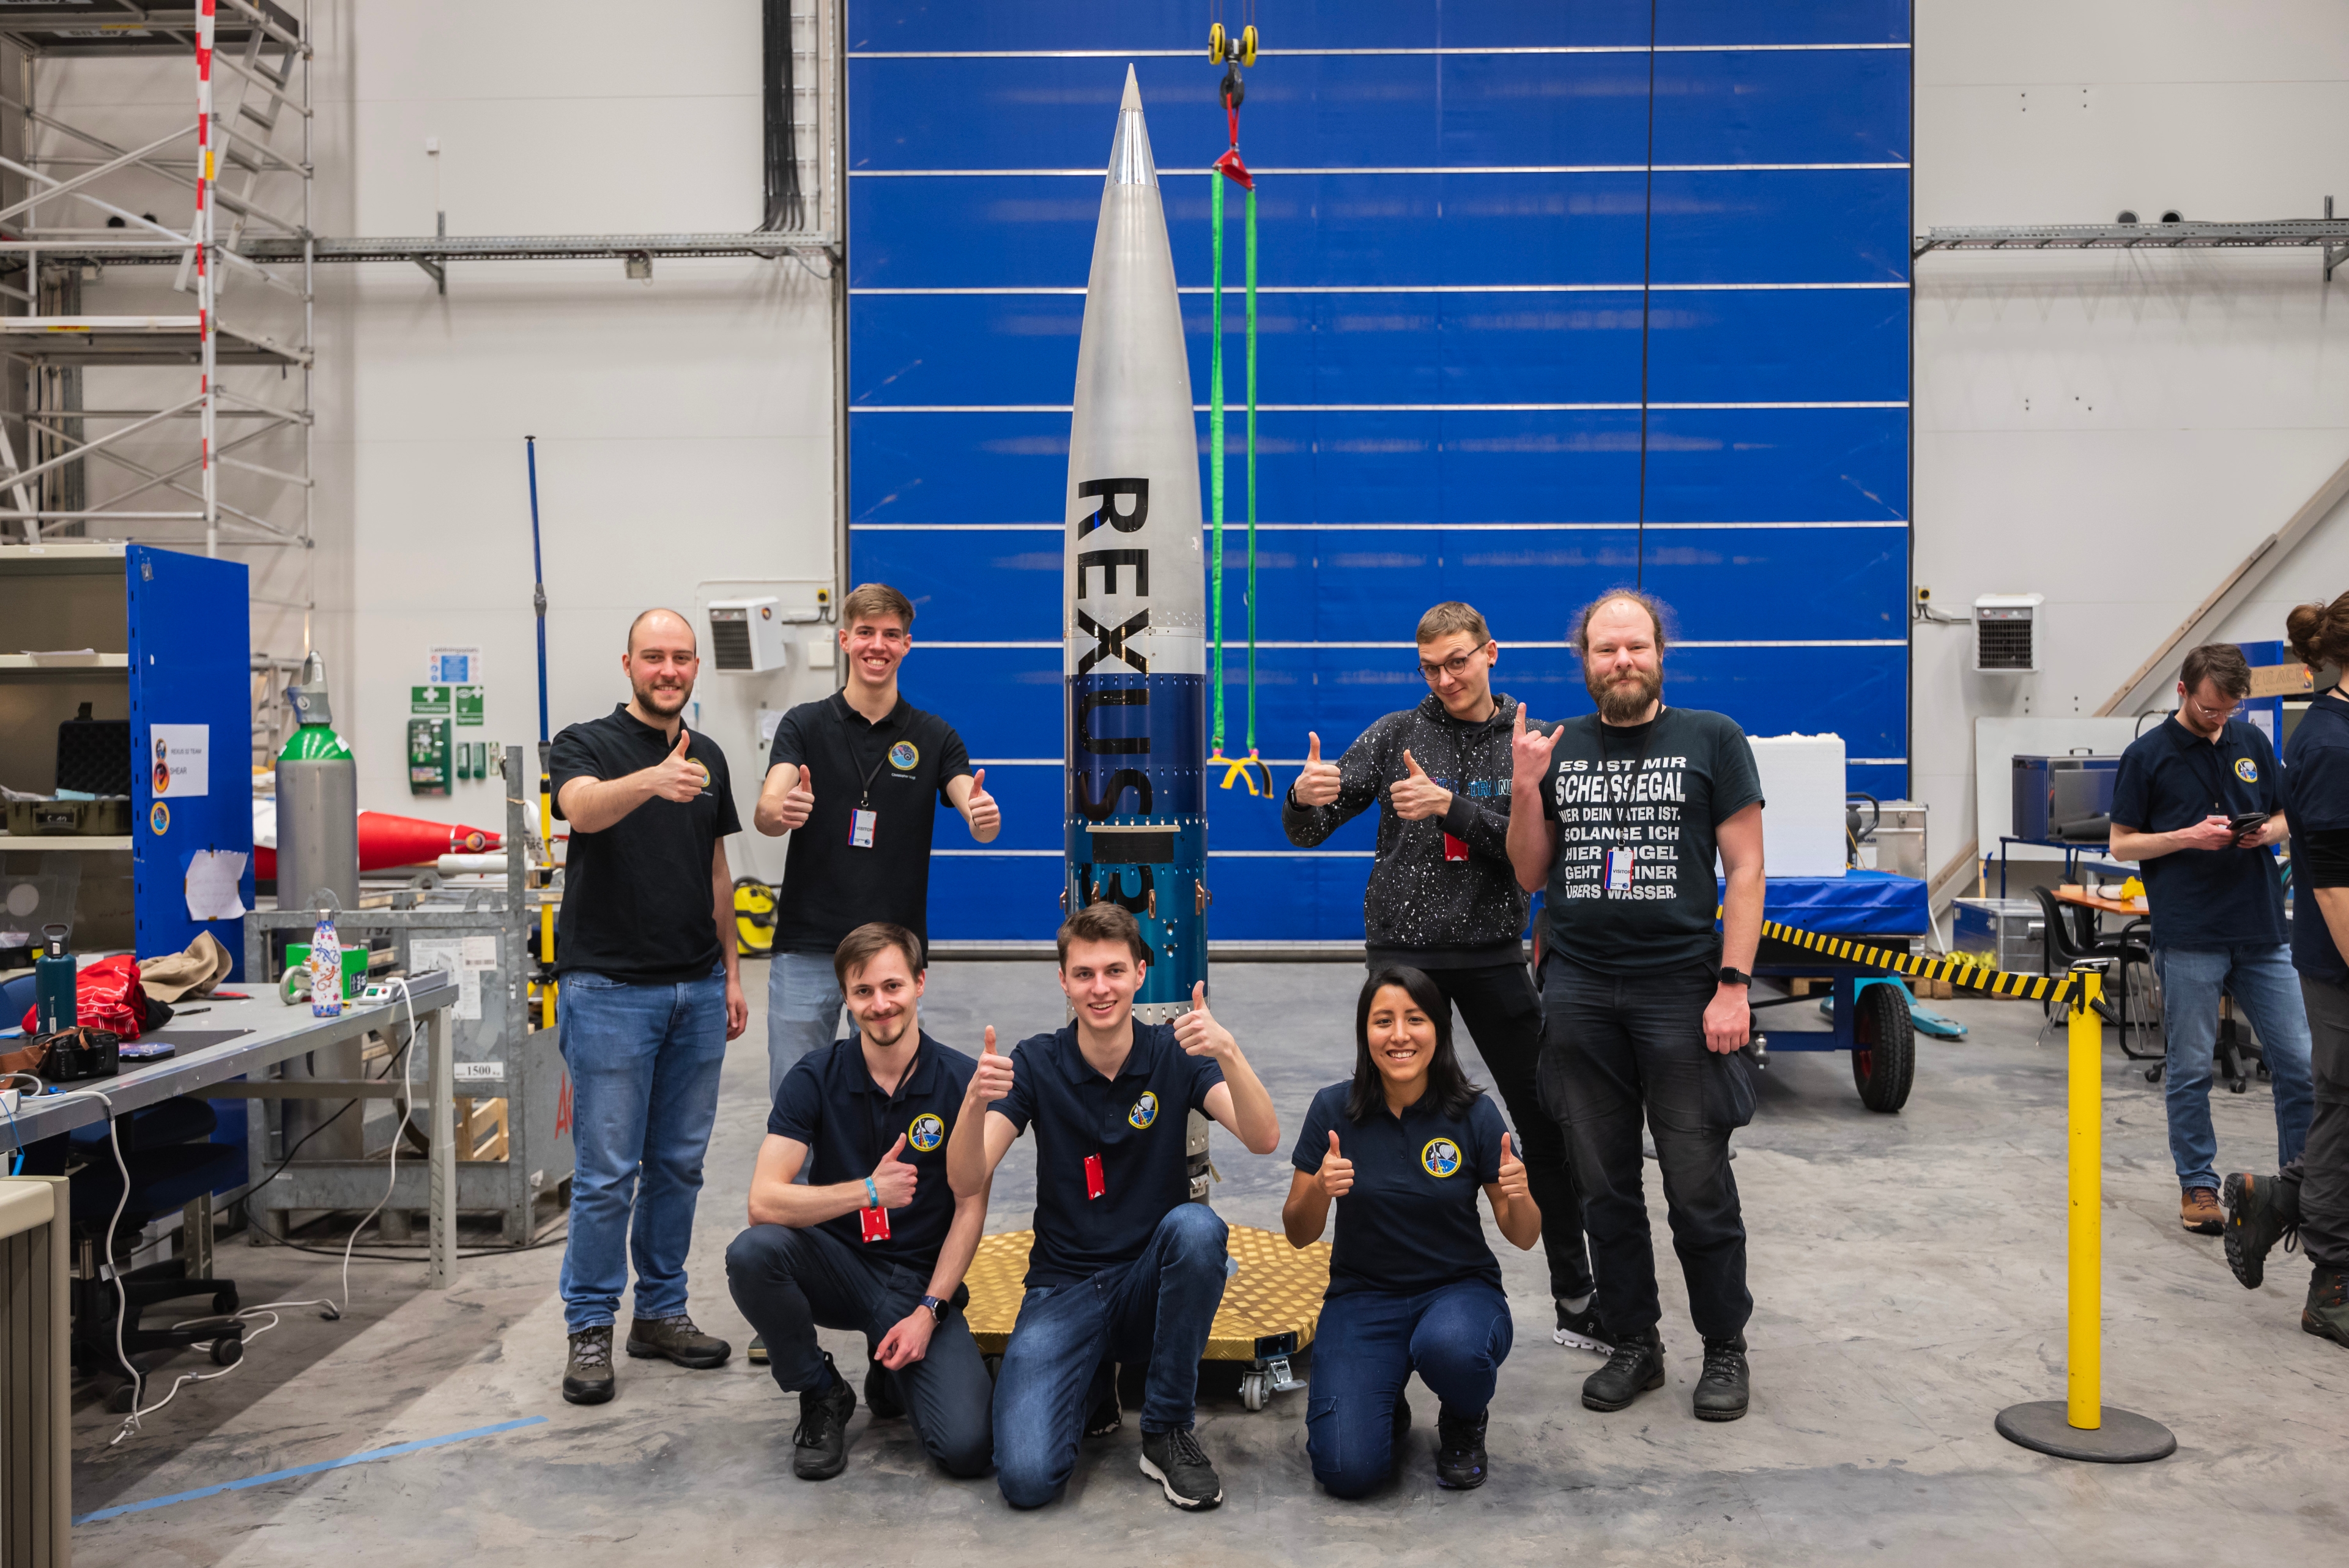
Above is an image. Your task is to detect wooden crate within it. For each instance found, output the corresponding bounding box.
[455,1097,508,1162]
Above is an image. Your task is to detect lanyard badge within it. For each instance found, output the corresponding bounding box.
[860,1203,891,1243]
[1605,845,1636,893]
[1442,831,1469,863]
[1083,1152,1107,1200]
[850,808,877,849]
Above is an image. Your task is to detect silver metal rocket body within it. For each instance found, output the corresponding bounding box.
[1064,67,1207,1024]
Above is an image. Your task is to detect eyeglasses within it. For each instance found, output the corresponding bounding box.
[1417,643,1493,682]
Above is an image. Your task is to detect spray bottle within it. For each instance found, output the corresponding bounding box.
[308,907,343,1018]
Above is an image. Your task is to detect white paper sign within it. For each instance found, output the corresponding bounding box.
[453,1061,507,1082]
[150,723,210,799]
[757,707,788,746]
[459,935,500,970]
[426,646,483,685]
[409,938,481,1020]
[184,849,248,921]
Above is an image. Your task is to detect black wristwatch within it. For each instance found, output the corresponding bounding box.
[920,1295,948,1324]
[1718,967,1752,989]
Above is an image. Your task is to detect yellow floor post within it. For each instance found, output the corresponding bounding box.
[2066,971,2102,1430]
[1996,959,2175,1462]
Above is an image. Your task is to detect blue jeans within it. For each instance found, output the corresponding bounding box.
[766,949,844,1102]
[2154,944,2316,1191]
[1307,1281,1512,1499]
[557,965,729,1334]
[992,1204,1229,1509]
[725,1222,993,1477]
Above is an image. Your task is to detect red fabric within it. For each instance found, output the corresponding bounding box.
[18,954,148,1040]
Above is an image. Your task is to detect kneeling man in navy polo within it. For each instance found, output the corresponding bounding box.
[725,922,994,1482]
[946,902,1282,1512]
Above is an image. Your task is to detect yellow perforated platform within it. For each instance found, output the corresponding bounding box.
[963,1224,1332,1361]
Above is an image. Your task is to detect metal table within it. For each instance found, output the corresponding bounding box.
[5,973,464,1285]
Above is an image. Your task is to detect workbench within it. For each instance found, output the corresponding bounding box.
[5,973,466,1285]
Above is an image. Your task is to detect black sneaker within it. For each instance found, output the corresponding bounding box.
[1434,1408,1490,1490]
[1554,1299,1614,1354]
[626,1312,731,1369]
[866,1359,905,1421]
[1085,1361,1122,1438]
[792,1353,857,1481]
[2221,1172,2301,1290]
[562,1325,615,1405]
[1582,1327,1666,1412]
[1138,1425,1223,1510]
[1693,1334,1750,1422]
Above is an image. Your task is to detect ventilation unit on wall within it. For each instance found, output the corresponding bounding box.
[708,599,791,674]
[1973,593,2044,673]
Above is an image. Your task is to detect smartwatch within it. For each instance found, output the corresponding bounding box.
[920,1295,948,1324]
[1718,966,1753,989]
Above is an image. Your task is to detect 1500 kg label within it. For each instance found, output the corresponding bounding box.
[452,1061,507,1082]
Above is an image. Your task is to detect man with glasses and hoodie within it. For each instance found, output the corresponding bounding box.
[1284,600,1602,1354]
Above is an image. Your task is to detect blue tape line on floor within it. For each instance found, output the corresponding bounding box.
[74,1415,548,1525]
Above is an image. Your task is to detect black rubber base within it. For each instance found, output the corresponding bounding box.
[1995,1400,2176,1463]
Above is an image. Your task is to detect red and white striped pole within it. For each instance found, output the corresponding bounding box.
[196,1,216,557]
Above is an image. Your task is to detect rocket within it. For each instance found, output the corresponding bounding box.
[1064,67,1207,1025]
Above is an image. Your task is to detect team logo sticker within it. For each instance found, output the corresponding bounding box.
[2235,757,2259,782]
[1420,1137,1463,1178]
[889,741,919,770]
[149,801,170,835]
[907,1112,946,1152]
[1128,1091,1159,1129]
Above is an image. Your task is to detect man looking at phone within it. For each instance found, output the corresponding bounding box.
[2111,642,2315,1236]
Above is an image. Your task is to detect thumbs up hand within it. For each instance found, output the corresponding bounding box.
[1173,981,1236,1062]
[1315,1129,1354,1198]
[962,767,1000,841]
[970,1024,1015,1104]
[1512,705,1559,790]
[774,764,816,831]
[871,1132,918,1209]
[1494,1129,1530,1206]
[1292,730,1343,807]
[648,727,710,803]
[1389,746,1453,822]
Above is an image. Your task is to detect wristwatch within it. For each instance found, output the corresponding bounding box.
[1718,966,1753,989]
[920,1295,948,1324]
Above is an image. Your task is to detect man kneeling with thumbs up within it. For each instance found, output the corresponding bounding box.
[725,923,995,1482]
[947,902,1281,1512]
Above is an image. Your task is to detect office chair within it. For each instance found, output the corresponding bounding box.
[2030,886,2159,1060]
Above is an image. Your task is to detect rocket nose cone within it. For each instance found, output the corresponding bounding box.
[1107,63,1156,188]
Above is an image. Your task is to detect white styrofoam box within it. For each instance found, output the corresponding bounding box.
[1746,734,1847,878]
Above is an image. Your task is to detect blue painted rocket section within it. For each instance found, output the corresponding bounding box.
[1066,672,1205,1009]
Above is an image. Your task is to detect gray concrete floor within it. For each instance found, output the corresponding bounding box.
[67,963,2348,1564]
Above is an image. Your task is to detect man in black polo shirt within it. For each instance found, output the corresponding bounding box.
[549,607,749,1406]
[725,922,993,1481]
[944,904,1281,1513]
[755,582,1000,1099]
[2111,642,2315,1236]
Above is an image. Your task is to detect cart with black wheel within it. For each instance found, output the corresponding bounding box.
[1743,871,1931,1113]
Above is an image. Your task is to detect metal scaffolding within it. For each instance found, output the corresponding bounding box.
[1916,207,2349,280]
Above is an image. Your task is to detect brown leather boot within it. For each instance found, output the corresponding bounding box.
[2180,1187,2224,1235]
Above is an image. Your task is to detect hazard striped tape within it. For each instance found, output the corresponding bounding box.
[1753,915,2093,1006]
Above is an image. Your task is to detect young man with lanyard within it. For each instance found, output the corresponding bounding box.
[944,903,1282,1512]
[1506,589,1766,1424]
[2223,596,2349,1349]
[549,608,751,1405]
[2110,642,2314,1236]
[1283,966,1542,1497]
[725,923,995,1480]
[1284,600,1603,1354]
[756,582,1001,1098]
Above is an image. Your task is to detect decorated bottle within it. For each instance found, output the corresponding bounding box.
[308,908,343,1018]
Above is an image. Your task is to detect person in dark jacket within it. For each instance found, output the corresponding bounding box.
[1284,600,1601,1354]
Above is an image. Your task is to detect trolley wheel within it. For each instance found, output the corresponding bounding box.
[1238,23,1258,65]
[2145,1063,2164,1084]
[1241,1372,1266,1411]
[1208,20,1227,61]
[209,1335,243,1367]
[105,1376,141,1414]
[1850,983,1915,1113]
[2228,1075,2248,1094]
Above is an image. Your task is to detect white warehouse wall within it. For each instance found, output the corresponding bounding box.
[1915,0,2349,877]
[307,0,837,881]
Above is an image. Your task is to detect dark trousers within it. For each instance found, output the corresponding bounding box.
[724,1223,993,1478]
[2288,977,2349,1269]
[1538,953,1752,1342]
[1306,1281,1513,1499]
[1376,959,1592,1301]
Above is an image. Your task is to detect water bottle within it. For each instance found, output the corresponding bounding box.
[308,908,344,1018]
[34,923,75,1034]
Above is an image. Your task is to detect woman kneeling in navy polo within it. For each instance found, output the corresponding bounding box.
[1282,965,1542,1495]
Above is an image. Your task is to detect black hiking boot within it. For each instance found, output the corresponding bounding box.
[1581,1326,1666,1412]
[1693,1334,1751,1422]
[626,1312,731,1369]
[1434,1407,1490,1490]
[562,1325,615,1405]
[2221,1172,2301,1290]
[2306,1266,2349,1350]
